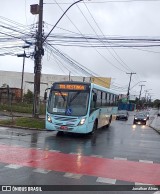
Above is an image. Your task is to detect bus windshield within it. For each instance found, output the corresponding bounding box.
[48,90,89,116]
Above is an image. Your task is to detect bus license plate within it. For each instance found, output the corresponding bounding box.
[60,126,68,130]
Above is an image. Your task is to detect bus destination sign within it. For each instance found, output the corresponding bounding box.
[56,84,87,90]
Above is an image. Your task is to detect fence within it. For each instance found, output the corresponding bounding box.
[0,96,46,115]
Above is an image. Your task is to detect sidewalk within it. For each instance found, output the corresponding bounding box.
[149,115,160,134]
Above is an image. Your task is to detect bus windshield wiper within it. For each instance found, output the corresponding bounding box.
[69,91,81,105]
[57,90,66,101]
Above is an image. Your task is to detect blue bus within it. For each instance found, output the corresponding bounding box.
[45,81,118,134]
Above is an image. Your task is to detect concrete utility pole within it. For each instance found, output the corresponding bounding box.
[31,0,85,118]
[32,0,44,118]
[126,72,136,101]
[139,84,145,101]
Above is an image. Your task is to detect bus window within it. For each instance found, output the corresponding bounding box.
[90,91,97,112]
[97,90,102,107]
[102,92,106,107]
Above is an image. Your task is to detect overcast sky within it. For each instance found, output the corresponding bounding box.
[0,0,160,100]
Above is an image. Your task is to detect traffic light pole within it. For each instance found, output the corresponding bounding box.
[33,0,43,118]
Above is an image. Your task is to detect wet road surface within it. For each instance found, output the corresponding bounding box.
[0,112,160,193]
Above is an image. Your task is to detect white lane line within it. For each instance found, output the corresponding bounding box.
[69,152,77,155]
[135,182,153,185]
[5,164,22,169]
[96,177,116,184]
[33,168,51,174]
[139,160,153,164]
[114,157,127,160]
[49,149,60,152]
[63,173,82,179]
[91,155,103,158]
[153,192,160,194]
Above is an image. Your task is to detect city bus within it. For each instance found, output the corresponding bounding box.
[45,81,118,134]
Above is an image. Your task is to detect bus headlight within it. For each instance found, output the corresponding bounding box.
[78,118,86,125]
[47,115,52,123]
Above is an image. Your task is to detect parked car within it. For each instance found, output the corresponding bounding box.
[133,113,147,125]
[116,110,129,121]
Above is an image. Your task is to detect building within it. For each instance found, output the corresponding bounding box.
[0,87,21,104]
[0,71,91,98]
[0,71,111,99]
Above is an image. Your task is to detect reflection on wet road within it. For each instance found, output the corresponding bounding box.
[0,112,160,192]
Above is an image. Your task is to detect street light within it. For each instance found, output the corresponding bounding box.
[17,45,30,102]
[144,89,152,102]
[43,0,85,42]
[130,81,146,90]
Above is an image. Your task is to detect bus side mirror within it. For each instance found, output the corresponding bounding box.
[93,94,97,102]
[44,91,47,101]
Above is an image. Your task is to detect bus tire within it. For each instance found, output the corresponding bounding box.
[57,131,64,136]
[92,120,98,134]
[106,116,112,128]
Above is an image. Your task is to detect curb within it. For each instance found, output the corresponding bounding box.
[149,124,160,134]
[0,124,49,131]
[148,115,160,135]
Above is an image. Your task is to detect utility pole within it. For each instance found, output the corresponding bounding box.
[17,45,30,102]
[139,84,145,101]
[30,0,85,118]
[126,72,136,101]
[31,0,44,118]
[21,50,26,102]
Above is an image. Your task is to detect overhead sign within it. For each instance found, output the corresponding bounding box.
[91,77,111,88]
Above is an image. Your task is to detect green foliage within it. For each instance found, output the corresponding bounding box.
[0,117,45,129]
[153,99,160,108]
[23,90,34,103]
[0,102,46,114]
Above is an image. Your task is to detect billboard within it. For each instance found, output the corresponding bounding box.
[91,77,111,88]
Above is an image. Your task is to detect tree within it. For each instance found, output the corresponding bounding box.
[153,99,160,108]
[23,90,33,103]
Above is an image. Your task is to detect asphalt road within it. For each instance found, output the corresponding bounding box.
[0,111,160,194]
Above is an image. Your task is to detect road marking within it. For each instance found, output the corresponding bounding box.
[5,164,22,169]
[91,155,103,158]
[64,173,82,179]
[49,149,60,152]
[96,177,116,184]
[135,182,153,185]
[139,160,153,164]
[69,152,77,154]
[114,157,127,160]
[153,192,160,194]
[0,144,160,185]
[33,168,51,174]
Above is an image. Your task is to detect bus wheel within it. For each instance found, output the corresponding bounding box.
[57,131,64,136]
[106,116,112,128]
[92,121,97,134]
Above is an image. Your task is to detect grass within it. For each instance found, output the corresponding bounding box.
[0,103,46,114]
[0,117,45,129]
